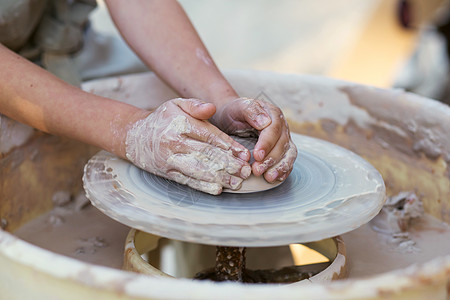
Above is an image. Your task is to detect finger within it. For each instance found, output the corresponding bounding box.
[186,118,251,161]
[263,140,298,182]
[238,98,272,130]
[167,171,223,195]
[168,153,245,189]
[252,131,290,177]
[252,157,276,177]
[169,141,251,179]
[253,108,287,162]
[173,98,216,120]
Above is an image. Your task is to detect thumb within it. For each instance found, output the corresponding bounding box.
[173,98,216,120]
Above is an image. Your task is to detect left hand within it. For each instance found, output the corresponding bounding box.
[125,98,252,195]
[211,97,297,182]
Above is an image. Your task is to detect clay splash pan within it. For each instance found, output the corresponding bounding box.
[83,133,386,247]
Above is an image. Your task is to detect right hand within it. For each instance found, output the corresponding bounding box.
[125,98,252,195]
[211,97,297,183]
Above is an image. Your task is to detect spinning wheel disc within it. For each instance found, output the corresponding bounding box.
[83,134,385,247]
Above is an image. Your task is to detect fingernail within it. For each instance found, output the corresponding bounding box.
[241,166,251,178]
[258,164,266,174]
[257,149,265,161]
[256,114,270,127]
[231,176,243,189]
[267,169,278,182]
[192,99,208,107]
[239,149,249,161]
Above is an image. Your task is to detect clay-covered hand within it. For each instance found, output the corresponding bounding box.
[212,97,297,182]
[125,98,252,195]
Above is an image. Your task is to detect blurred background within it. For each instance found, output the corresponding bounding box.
[89,0,450,104]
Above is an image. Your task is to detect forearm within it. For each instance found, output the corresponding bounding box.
[105,0,238,108]
[104,1,296,183]
[0,45,147,158]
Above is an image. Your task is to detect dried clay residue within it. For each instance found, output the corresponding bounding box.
[14,191,130,269]
[340,86,450,164]
[370,191,424,253]
[343,191,450,278]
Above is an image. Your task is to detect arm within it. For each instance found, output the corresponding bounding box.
[105,0,297,182]
[104,0,236,107]
[0,44,144,158]
[0,45,250,194]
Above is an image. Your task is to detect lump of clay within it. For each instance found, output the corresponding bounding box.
[223,136,284,193]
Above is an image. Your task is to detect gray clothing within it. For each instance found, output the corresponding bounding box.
[0,0,97,85]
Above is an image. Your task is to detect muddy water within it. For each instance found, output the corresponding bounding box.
[13,204,450,277]
[14,204,130,269]
[342,214,450,278]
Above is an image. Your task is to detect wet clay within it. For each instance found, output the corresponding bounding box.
[223,135,285,193]
[125,100,251,195]
[223,173,283,193]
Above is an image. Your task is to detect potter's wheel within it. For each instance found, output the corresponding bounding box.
[83,134,386,247]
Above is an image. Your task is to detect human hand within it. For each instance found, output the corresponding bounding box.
[125,98,252,195]
[212,98,297,183]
